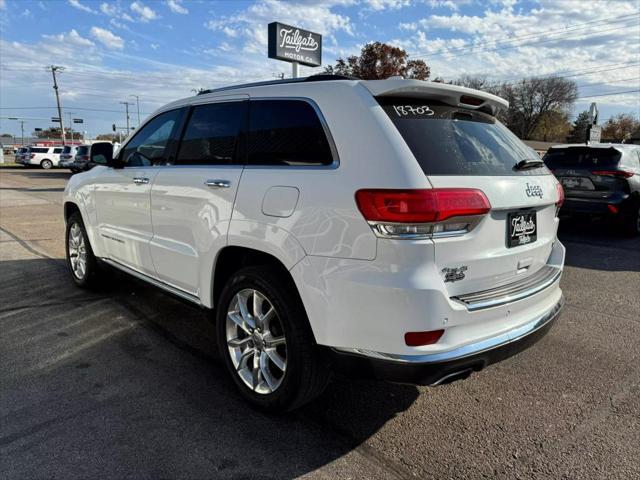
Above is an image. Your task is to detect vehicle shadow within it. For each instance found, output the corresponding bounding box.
[558,216,640,272]
[1,257,419,479]
[19,171,73,180]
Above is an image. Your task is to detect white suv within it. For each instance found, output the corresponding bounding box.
[63,76,565,411]
[18,146,63,169]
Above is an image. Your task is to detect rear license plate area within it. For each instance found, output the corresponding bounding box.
[507,210,537,248]
[561,176,595,190]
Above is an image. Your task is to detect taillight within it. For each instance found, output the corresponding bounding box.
[459,95,484,106]
[30,154,35,159]
[555,183,564,210]
[81,155,89,161]
[355,188,491,239]
[592,170,634,178]
[405,329,444,346]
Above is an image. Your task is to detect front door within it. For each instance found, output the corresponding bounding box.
[95,108,184,275]
[150,98,247,295]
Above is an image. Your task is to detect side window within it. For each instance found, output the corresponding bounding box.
[120,109,183,167]
[53,148,63,154]
[248,100,334,166]
[175,101,246,165]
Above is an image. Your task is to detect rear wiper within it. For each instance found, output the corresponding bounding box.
[513,158,545,170]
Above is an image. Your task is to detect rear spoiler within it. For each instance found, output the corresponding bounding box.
[361,79,509,116]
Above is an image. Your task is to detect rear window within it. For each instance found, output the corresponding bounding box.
[76,146,89,155]
[543,147,621,169]
[62,146,73,154]
[380,99,543,176]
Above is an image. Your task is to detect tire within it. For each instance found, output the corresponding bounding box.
[623,203,640,237]
[65,211,103,288]
[41,159,53,169]
[216,266,330,412]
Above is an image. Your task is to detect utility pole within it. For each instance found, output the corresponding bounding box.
[49,65,66,145]
[19,120,25,146]
[119,101,132,132]
[129,95,140,127]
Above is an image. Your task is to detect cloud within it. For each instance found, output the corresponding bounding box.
[90,27,125,50]
[130,1,158,22]
[204,0,353,56]
[166,0,188,15]
[68,0,96,14]
[43,29,95,47]
[0,0,6,11]
[363,0,410,11]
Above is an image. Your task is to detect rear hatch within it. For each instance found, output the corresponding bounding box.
[543,146,629,203]
[377,96,560,295]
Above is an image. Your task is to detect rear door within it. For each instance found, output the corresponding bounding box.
[149,98,247,295]
[380,99,560,295]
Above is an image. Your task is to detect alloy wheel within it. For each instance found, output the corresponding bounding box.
[68,223,87,280]
[226,288,287,394]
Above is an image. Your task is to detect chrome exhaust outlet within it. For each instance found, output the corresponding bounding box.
[430,368,474,386]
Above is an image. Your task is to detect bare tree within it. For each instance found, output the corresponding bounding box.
[499,77,578,140]
[324,42,430,80]
[601,113,640,142]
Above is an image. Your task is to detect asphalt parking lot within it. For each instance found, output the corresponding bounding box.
[1,168,639,479]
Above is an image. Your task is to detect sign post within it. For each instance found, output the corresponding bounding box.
[268,22,322,78]
[586,102,600,144]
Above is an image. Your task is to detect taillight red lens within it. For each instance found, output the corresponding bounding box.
[459,95,483,106]
[81,155,89,161]
[405,329,444,347]
[30,154,35,158]
[555,183,564,209]
[592,170,634,178]
[355,188,491,223]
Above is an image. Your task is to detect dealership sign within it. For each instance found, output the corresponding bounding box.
[268,22,322,67]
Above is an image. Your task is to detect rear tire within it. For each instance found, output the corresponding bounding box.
[65,212,103,288]
[41,159,53,170]
[216,266,330,412]
[623,203,640,237]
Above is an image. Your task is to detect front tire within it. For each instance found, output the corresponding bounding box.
[216,266,330,412]
[41,159,53,169]
[65,212,102,288]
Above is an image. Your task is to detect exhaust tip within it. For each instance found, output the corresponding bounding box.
[430,368,474,386]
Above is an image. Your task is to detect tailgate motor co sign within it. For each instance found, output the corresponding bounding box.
[268,22,322,67]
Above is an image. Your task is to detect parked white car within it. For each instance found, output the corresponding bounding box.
[17,145,63,169]
[63,76,565,411]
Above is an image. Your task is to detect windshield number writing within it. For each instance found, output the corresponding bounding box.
[392,105,435,117]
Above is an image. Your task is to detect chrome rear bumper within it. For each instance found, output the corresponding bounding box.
[452,265,562,311]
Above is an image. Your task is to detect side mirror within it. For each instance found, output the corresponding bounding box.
[89,142,120,168]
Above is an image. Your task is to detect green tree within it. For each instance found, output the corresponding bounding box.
[567,110,591,143]
[324,42,430,80]
[531,110,572,142]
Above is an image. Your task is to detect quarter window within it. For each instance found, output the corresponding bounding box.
[248,100,333,166]
[120,109,183,167]
[176,102,246,165]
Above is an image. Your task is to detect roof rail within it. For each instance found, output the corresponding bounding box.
[196,74,355,95]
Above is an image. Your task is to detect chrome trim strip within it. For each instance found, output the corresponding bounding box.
[453,265,562,311]
[101,258,202,306]
[333,296,563,364]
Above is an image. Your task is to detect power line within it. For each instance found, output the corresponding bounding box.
[409,13,640,60]
[577,89,640,99]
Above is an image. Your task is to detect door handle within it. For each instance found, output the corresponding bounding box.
[205,179,231,188]
[133,177,149,185]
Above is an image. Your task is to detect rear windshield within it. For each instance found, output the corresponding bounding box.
[76,146,89,155]
[380,99,544,176]
[543,147,621,169]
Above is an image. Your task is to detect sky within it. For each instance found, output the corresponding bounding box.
[0,0,638,139]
